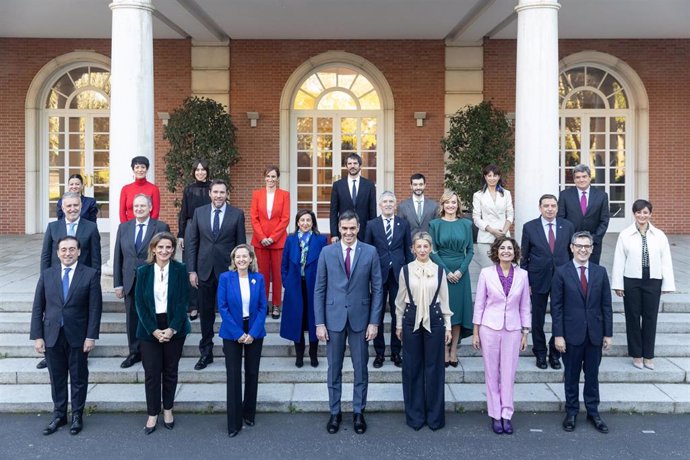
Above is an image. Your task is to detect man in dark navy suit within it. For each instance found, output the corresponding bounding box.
[557,164,610,264]
[364,191,413,368]
[329,153,377,242]
[31,236,103,436]
[520,194,574,370]
[551,231,613,433]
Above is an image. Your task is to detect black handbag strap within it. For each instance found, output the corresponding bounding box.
[403,264,444,308]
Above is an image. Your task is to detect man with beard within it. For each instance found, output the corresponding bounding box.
[329,153,377,242]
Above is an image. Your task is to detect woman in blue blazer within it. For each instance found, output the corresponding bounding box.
[217,244,267,437]
[56,174,98,222]
[279,210,328,368]
[135,232,191,434]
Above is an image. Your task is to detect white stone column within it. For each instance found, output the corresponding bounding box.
[513,0,560,241]
[105,0,155,276]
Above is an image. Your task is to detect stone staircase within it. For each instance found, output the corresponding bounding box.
[1,292,689,414]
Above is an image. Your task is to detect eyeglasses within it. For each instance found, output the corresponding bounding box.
[572,244,593,250]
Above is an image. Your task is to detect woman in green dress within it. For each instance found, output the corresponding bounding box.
[429,191,474,367]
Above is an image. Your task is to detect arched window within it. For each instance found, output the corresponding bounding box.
[45,65,110,228]
[292,66,382,232]
[559,65,630,228]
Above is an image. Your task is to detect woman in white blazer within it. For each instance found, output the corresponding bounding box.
[612,199,675,370]
[472,165,514,268]
[472,236,531,435]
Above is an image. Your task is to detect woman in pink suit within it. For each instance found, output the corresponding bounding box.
[250,165,290,319]
[472,236,531,435]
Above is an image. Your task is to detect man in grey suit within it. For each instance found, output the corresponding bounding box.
[113,194,170,368]
[186,179,246,370]
[397,173,438,238]
[314,210,383,435]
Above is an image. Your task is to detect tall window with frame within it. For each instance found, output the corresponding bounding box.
[559,65,631,232]
[292,66,382,234]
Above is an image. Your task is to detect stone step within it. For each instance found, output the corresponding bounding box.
[1,356,687,385]
[4,332,690,358]
[0,382,687,414]
[4,311,690,334]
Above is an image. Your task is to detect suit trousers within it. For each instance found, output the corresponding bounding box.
[401,304,446,430]
[590,241,603,265]
[45,328,89,418]
[475,243,494,268]
[531,292,559,360]
[223,336,263,433]
[479,325,522,420]
[623,270,662,359]
[124,292,140,355]
[181,246,199,310]
[373,266,401,356]
[197,273,219,356]
[140,336,186,416]
[254,246,283,306]
[562,338,602,416]
[327,320,369,415]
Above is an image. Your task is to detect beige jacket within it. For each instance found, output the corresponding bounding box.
[472,189,514,244]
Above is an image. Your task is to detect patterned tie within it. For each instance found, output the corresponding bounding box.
[580,191,587,216]
[351,180,357,205]
[548,223,556,253]
[385,218,393,246]
[212,209,221,237]
[135,223,145,253]
[416,200,422,222]
[62,267,71,300]
[580,265,588,297]
[68,222,76,236]
[345,247,352,279]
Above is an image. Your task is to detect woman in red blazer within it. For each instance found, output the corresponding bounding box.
[250,165,290,319]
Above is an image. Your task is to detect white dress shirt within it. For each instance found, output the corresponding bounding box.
[210,203,227,229]
[134,217,150,240]
[541,216,557,240]
[239,276,250,318]
[153,263,169,314]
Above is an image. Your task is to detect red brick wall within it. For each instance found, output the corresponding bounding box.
[228,40,446,235]
[0,38,190,234]
[484,39,690,233]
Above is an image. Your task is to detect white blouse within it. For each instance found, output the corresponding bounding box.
[239,276,251,318]
[153,263,169,314]
[395,260,452,332]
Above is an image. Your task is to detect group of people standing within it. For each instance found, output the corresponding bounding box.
[30,153,675,439]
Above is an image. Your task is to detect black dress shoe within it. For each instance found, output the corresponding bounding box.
[36,358,48,370]
[243,418,255,427]
[562,414,576,432]
[194,354,213,370]
[491,418,503,434]
[391,353,402,368]
[228,429,240,437]
[295,355,304,368]
[43,416,67,435]
[120,354,141,369]
[326,412,342,434]
[587,414,609,433]
[310,356,319,368]
[548,356,561,370]
[353,413,367,434]
[536,356,548,369]
[373,355,385,368]
[163,420,174,430]
[69,414,83,435]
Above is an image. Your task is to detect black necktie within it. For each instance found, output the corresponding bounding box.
[351,180,357,205]
[213,209,221,237]
[135,224,145,252]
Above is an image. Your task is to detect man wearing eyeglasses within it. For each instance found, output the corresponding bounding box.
[550,231,613,434]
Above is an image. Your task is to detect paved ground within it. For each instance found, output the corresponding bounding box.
[1,412,688,459]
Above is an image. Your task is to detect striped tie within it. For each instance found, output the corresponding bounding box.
[385,218,392,246]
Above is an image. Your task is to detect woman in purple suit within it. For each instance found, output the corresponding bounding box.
[472,236,531,435]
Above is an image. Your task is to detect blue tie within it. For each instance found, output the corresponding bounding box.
[135,224,145,253]
[212,209,221,237]
[68,222,76,236]
[62,267,71,300]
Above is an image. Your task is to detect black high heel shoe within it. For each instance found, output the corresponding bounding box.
[144,416,158,435]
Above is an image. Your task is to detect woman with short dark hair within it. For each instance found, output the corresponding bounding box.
[56,174,98,222]
[472,164,514,267]
[120,156,161,222]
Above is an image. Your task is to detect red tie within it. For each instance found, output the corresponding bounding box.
[548,223,556,253]
[580,191,587,216]
[345,247,352,279]
[580,265,588,297]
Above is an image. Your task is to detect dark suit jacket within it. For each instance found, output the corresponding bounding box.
[134,260,191,341]
[30,263,103,348]
[520,217,574,294]
[550,262,613,346]
[56,195,98,222]
[314,241,383,333]
[397,197,438,237]
[217,270,267,340]
[557,187,610,245]
[185,204,247,281]
[113,218,170,294]
[329,176,377,239]
[364,215,414,284]
[40,219,101,275]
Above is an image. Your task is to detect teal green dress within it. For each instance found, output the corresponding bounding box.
[429,218,474,338]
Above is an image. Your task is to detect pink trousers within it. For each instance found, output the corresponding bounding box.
[479,325,522,420]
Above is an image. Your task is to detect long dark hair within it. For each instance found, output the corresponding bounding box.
[481,164,506,195]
